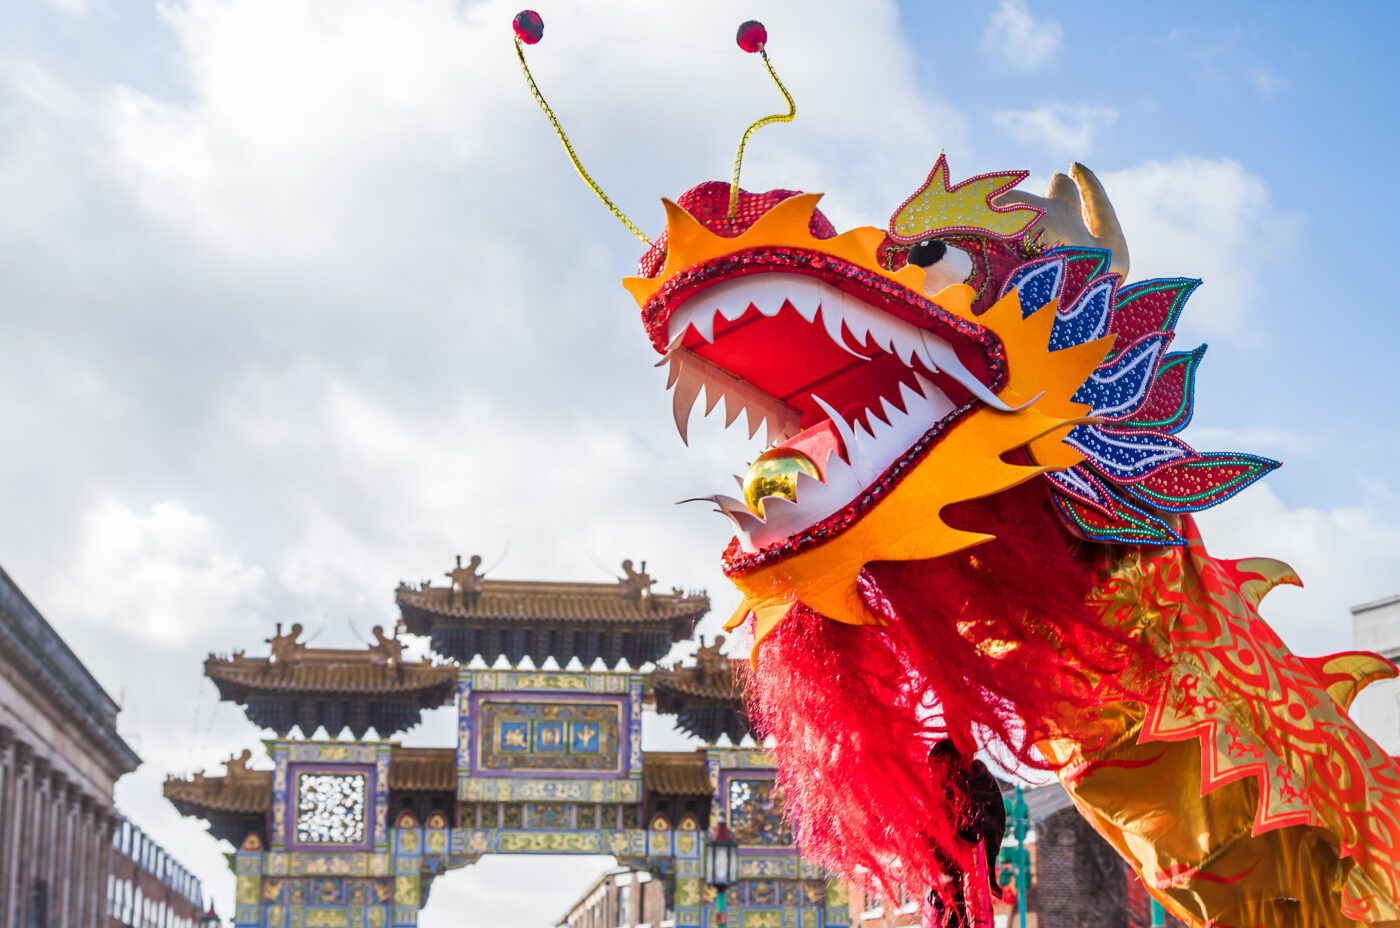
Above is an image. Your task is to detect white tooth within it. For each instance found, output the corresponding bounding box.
[890,327,924,367]
[919,331,1022,411]
[764,414,797,447]
[711,493,756,518]
[744,457,863,550]
[818,300,846,352]
[788,277,821,322]
[722,392,744,428]
[665,349,800,442]
[753,277,793,318]
[911,373,956,419]
[702,381,723,417]
[656,333,686,366]
[670,363,704,445]
[697,309,720,343]
[810,394,858,455]
[840,295,872,349]
[831,317,871,361]
[705,278,754,323]
[878,395,906,432]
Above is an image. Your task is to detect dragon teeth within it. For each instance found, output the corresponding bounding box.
[660,271,1002,549]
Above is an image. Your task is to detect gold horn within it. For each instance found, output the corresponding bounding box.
[996,162,1129,276]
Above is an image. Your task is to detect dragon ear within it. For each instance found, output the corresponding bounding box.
[888,153,1044,244]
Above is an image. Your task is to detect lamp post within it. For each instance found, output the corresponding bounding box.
[705,822,740,928]
[200,900,222,928]
[997,786,1031,928]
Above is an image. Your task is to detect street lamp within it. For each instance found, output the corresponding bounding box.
[200,901,222,928]
[705,822,740,928]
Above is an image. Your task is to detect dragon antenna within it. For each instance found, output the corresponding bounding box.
[511,11,653,246]
[728,21,797,224]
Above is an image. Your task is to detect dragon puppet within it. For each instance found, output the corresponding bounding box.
[511,12,1400,928]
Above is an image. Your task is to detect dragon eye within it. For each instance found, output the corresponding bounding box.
[907,239,947,267]
[909,238,976,298]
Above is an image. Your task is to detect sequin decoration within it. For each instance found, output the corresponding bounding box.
[1000,254,1065,316]
[1119,453,1280,513]
[1123,346,1206,434]
[1019,249,1279,544]
[635,182,837,278]
[1071,333,1172,419]
[1066,425,1195,482]
[1050,274,1119,350]
[1108,278,1200,346]
[888,154,1043,244]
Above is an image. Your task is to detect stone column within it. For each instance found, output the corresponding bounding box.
[72,799,92,928]
[57,785,75,928]
[97,809,117,928]
[0,729,10,928]
[4,744,30,928]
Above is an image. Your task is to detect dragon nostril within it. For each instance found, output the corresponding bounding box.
[908,239,947,267]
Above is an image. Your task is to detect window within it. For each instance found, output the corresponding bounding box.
[861,888,883,920]
[616,884,631,928]
[295,772,368,845]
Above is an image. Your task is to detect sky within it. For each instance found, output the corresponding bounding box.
[1,0,1398,924]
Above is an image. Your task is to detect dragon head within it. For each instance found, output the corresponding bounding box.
[623,149,1277,653]
[515,12,1282,900]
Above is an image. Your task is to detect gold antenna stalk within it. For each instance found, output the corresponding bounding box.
[512,11,652,246]
[729,21,797,223]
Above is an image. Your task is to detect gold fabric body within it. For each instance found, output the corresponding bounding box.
[1044,518,1400,927]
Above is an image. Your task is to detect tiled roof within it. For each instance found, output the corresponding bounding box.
[641,751,713,797]
[396,580,708,625]
[396,566,709,666]
[205,652,458,698]
[164,768,270,816]
[651,660,747,701]
[650,638,752,743]
[387,748,455,793]
[164,746,459,820]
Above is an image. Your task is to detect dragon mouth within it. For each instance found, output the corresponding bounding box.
[660,269,1005,555]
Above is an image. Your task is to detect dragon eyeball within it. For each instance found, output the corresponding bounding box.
[909,238,975,297]
[907,239,947,267]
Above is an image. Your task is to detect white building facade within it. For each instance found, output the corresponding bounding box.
[1351,594,1400,754]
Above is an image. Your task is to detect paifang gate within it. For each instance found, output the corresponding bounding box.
[164,556,850,928]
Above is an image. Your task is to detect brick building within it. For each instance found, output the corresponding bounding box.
[0,565,141,927]
[107,818,206,928]
[846,780,1185,928]
[557,868,669,928]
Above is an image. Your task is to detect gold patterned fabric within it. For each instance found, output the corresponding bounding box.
[1046,517,1400,927]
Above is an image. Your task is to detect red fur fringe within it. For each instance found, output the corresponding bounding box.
[746,482,1155,907]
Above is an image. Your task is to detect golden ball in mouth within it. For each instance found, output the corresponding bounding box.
[742,447,820,518]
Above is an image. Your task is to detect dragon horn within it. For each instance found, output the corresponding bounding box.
[996,162,1130,276]
[1070,162,1129,275]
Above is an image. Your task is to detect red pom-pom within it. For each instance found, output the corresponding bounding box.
[513,10,544,45]
[736,20,767,53]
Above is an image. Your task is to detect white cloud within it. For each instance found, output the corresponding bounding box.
[55,499,266,647]
[1098,157,1301,334]
[993,102,1117,155]
[1248,66,1288,100]
[1194,484,1400,659]
[0,0,1384,923]
[982,0,1063,72]
[0,1,957,923]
